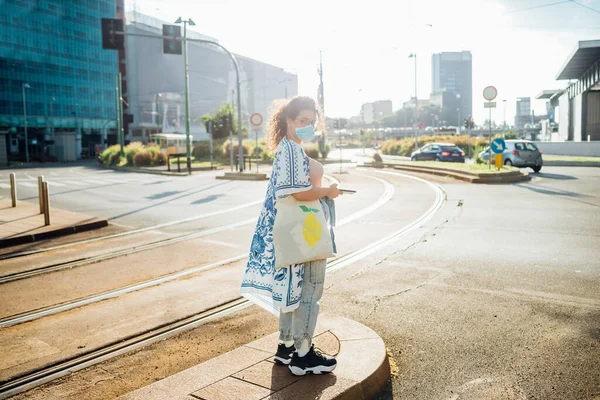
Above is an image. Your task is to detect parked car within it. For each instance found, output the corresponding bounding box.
[478,140,543,173]
[411,143,465,163]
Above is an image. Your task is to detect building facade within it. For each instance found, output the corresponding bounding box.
[124,12,298,143]
[0,0,118,161]
[515,97,531,130]
[431,51,472,126]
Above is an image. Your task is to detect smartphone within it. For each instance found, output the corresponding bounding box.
[339,189,356,194]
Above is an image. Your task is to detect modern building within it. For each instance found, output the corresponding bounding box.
[555,39,600,142]
[124,12,298,143]
[361,100,393,124]
[431,51,472,125]
[0,1,119,161]
[515,97,532,130]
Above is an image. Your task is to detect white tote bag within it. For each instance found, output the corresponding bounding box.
[273,197,335,269]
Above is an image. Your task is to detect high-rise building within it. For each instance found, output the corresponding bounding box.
[431,51,472,126]
[124,12,298,142]
[0,1,118,161]
[361,100,393,124]
[515,97,531,130]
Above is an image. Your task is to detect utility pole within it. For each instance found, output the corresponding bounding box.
[174,17,195,175]
[317,51,326,156]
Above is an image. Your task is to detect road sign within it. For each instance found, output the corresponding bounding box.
[495,154,503,169]
[250,113,263,127]
[483,86,497,101]
[484,102,497,108]
[491,138,506,154]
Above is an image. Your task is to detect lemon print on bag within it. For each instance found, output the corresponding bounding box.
[299,205,322,248]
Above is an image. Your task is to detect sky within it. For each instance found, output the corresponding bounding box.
[128,0,600,125]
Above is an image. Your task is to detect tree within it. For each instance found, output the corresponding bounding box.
[198,103,248,140]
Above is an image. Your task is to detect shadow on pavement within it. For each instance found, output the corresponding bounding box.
[536,172,578,180]
[191,194,224,205]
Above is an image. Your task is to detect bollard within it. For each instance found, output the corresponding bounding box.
[10,173,17,207]
[38,176,45,214]
[43,181,50,226]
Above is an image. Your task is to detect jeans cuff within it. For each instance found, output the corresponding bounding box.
[294,333,312,350]
[279,332,293,342]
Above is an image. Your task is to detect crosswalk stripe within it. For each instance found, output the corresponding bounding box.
[19,182,37,188]
[0,183,10,189]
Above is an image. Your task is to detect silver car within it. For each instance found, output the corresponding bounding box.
[479,140,543,173]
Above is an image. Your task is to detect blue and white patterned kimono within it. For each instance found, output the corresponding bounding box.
[240,138,312,315]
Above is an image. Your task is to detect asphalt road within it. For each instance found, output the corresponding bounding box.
[2,164,598,400]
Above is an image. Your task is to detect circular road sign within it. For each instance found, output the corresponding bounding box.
[483,86,498,101]
[491,138,506,154]
[250,113,263,127]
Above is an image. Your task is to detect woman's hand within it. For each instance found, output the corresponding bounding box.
[327,183,342,199]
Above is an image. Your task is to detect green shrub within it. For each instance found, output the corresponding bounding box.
[302,143,320,159]
[320,143,331,159]
[155,152,167,165]
[193,142,211,159]
[109,152,122,166]
[124,142,144,166]
[222,140,250,157]
[133,150,153,166]
[99,144,121,165]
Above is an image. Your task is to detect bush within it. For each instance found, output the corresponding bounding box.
[222,140,249,158]
[99,144,121,165]
[124,142,144,166]
[473,145,486,164]
[109,152,122,166]
[302,143,320,159]
[320,143,331,159]
[193,142,211,159]
[155,152,167,165]
[133,150,153,166]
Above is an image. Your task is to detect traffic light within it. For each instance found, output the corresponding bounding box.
[162,24,182,55]
[469,117,475,129]
[333,119,339,129]
[101,18,124,50]
[463,119,469,129]
[360,128,365,136]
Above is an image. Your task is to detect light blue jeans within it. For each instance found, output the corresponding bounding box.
[278,258,327,349]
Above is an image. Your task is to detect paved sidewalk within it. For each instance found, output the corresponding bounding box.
[121,315,390,400]
[0,200,108,247]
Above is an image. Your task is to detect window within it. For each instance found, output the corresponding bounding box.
[525,143,538,151]
[515,143,526,151]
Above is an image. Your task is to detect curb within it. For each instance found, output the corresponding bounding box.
[216,172,269,181]
[544,161,600,167]
[121,315,390,400]
[0,218,108,248]
[360,162,530,184]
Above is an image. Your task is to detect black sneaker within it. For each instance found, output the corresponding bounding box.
[288,345,337,376]
[274,343,295,365]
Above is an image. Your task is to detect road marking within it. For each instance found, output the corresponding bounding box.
[0,183,10,189]
[62,180,88,186]
[19,182,37,188]
[46,181,66,187]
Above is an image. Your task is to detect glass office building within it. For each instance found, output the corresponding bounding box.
[0,0,118,161]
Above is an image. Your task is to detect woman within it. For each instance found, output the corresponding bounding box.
[240,96,341,376]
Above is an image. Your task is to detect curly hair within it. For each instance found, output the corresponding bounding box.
[265,96,324,153]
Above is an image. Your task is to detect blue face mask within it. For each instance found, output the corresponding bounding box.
[295,125,316,142]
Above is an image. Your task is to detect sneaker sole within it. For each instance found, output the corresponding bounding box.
[274,356,292,365]
[288,364,337,376]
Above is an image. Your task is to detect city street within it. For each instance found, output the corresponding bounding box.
[0,164,598,399]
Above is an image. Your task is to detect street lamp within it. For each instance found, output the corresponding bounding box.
[408,53,418,150]
[503,99,507,138]
[22,83,31,162]
[174,16,196,175]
